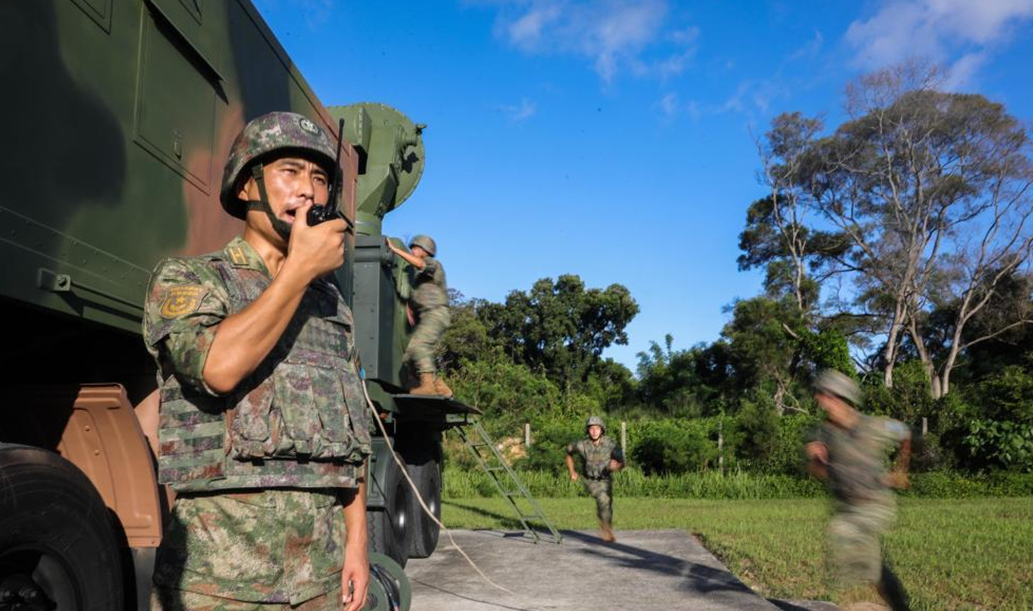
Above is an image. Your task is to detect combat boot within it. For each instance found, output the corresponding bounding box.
[600,521,616,543]
[411,373,440,396]
[433,376,453,398]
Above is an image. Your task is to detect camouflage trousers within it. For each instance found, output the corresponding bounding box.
[828,499,896,587]
[582,478,613,524]
[152,489,346,608]
[405,305,450,374]
[151,587,341,611]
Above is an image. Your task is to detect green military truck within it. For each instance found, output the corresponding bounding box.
[0,2,474,609]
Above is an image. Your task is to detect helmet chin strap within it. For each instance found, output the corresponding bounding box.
[245,164,292,242]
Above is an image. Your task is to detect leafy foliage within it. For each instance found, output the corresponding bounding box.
[963,420,1033,473]
[479,274,639,390]
[630,419,717,475]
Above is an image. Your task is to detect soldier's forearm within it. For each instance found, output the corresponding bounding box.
[202,269,309,393]
[343,479,368,549]
[895,438,912,473]
[806,459,828,480]
[388,245,425,269]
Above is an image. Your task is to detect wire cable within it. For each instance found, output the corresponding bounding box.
[360,373,514,596]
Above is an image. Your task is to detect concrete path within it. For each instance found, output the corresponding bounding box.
[405,529,840,611]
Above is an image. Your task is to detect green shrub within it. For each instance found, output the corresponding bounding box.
[444,466,1033,499]
[863,361,937,423]
[903,472,1033,497]
[904,472,990,498]
[733,395,780,468]
[909,432,956,473]
[974,365,1033,424]
[630,419,717,475]
[766,413,822,475]
[985,471,1033,495]
[963,419,1033,473]
[521,418,584,474]
[444,466,825,499]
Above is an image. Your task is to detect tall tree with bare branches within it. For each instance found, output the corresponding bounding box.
[799,62,1033,396]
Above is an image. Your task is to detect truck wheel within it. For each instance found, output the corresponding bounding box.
[406,458,441,559]
[368,454,411,567]
[0,444,124,611]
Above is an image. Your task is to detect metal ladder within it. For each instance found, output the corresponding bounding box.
[453,420,563,544]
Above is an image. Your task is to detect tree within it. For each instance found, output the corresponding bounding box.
[480,274,639,391]
[795,61,1033,396]
[742,112,849,314]
[438,290,500,374]
[721,297,806,414]
[957,272,1033,382]
[734,114,856,412]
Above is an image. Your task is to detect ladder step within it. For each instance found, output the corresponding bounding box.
[454,422,561,544]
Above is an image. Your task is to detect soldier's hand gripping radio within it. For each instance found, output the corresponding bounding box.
[306,202,354,232]
[307,118,354,233]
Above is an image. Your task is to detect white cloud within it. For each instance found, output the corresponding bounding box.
[659,93,679,116]
[498,98,537,123]
[507,6,563,50]
[846,0,1033,73]
[486,0,698,83]
[722,79,786,115]
[656,93,701,121]
[944,51,988,89]
[788,31,825,62]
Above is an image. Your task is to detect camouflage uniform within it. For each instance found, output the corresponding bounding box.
[566,436,623,523]
[814,414,909,587]
[404,256,449,374]
[144,237,372,606]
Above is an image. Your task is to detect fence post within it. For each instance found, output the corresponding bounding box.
[620,421,627,460]
[525,422,531,447]
[922,417,928,436]
[718,420,724,476]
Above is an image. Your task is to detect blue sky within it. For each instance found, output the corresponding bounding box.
[255,0,1033,372]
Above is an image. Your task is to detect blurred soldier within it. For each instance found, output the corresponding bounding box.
[565,415,625,542]
[385,235,452,397]
[144,112,372,611]
[805,370,912,611]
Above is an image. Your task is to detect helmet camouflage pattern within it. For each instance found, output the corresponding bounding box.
[219,111,337,219]
[813,369,860,406]
[409,234,437,257]
[585,415,605,434]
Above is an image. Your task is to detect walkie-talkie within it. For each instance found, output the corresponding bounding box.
[307,118,354,232]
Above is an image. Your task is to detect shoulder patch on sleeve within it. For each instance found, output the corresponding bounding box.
[160,285,209,318]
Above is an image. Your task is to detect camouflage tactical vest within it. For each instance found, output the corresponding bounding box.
[818,414,907,505]
[569,436,621,480]
[153,242,372,493]
[408,256,448,310]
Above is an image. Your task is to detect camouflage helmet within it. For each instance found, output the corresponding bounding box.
[219,111,337,219]
[409,234,437,257]
[585,415,605,434]
[813,369,860,406]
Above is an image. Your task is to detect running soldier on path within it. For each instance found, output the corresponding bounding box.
[386,235,452,397]
[805,370,912,611]
[144,112,372,611]
[565,415,625,542]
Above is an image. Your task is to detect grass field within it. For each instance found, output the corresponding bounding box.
[440,496,1033,611]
